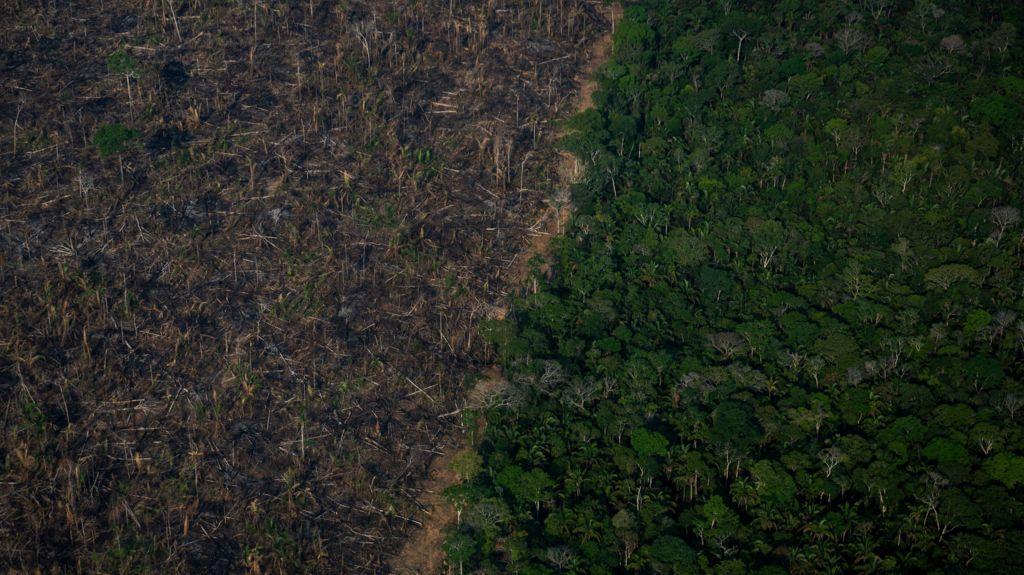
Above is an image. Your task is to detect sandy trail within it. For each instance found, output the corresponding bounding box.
[390,5,622,574]
[501,3,622,295]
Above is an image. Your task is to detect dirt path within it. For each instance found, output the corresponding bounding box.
[389,5,622,574]
[503,4,622,299]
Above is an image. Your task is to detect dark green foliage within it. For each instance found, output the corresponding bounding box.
[647,535,695,570]
[93,123,139,157]
[106,49,139,76]
[453,1,1024,574]
[630,428,669,458]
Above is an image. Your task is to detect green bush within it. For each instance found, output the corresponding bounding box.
[106,49,139,76]
[93,123,139,157]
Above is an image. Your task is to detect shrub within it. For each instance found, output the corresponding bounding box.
[106,50,139,76]
[93,123,139,157]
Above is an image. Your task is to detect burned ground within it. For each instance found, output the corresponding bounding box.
[0,1,605,572]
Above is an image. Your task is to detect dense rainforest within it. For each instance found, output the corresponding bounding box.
[447,1,1024,573]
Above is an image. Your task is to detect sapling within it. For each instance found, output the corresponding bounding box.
[93,123,139,158]
[93,123,139,185]
[107,49,140,113]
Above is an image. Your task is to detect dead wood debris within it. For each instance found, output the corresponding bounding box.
[0,1,605,572]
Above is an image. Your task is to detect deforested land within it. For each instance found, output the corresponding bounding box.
[3,1,1024,575]
[0,1,608,572]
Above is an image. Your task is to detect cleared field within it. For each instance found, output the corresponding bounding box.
[0,1,607,572]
